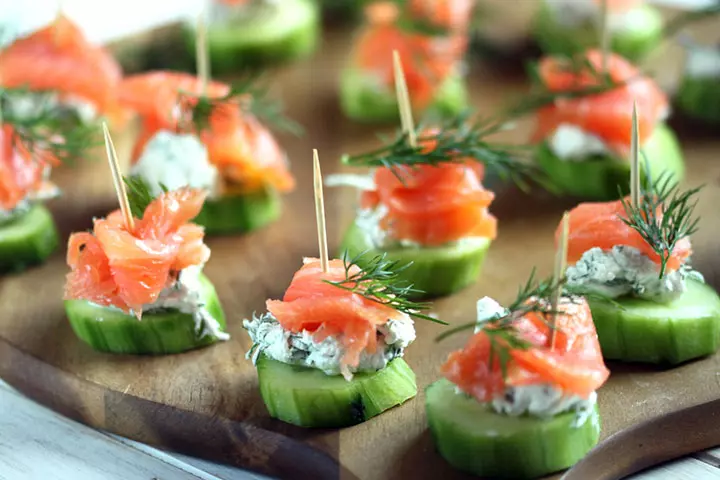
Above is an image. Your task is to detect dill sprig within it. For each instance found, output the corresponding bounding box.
[123,176,167,219]
[341,110,538,189]
[324,250,447,325]
[619,171,702,278]
[0,87,102,165]
[437,269,567,378]
[176,74,302,136]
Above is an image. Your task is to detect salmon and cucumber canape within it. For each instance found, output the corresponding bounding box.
[244,151,444,428]
[0,87,98,272]
[532,0,663,61]
[426,271,610,479]
[676,40,720,125]
[184,0,320,71]
[64,153,229,355]
[0,14,125,127]
[340,1,475,123]
[118,71,298,235]
[559,171,720,364]
[531,49,684,200]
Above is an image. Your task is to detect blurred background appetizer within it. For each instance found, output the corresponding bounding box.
[339,1,475,123]
[532,49,684,200]
[426,272,610,478]
[532,0,663,61]
[676,39,720,125]
[120,71,297,235]
[64,180,228,355]
[184,0,320,71]
[0,14,125,127]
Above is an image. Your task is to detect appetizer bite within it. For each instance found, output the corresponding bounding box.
[0,14,124,127]
[185,0,320,71]
[561,173,720,364]
[677,40,720,125]
[340,1,475,123]
[119,71,297,235]
[427,270,610,479]
[64,127,228,354]
[244,151,442,428]
[532,0,662,61]
[334,53,532,299]
[532,49,684,200]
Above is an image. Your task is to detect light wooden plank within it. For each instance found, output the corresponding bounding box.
[0,385,217,480]
[629,458,720,479]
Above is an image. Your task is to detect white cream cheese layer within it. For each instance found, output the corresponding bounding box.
[547,124,610,161]
[565,245,703,303]
[5,91,98,124]
[243,311,416,378]
[685,45,720,79]
[143,265,229,341]
[469,296,597,425]
[130,130,219,198]
[544,0,644,33]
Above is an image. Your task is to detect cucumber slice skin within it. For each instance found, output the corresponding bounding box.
[64,273,227,355]
[193,187,281,236]
[0,204,59,273]
[339,220,491,299]
[532,2,663,61]
[426,378,601,479]
[339,68,468,123]
[184,0,319,71]
[587,278,720,365]
[256,355,417,428]
[536,123,684,200]
[676,76,720,125]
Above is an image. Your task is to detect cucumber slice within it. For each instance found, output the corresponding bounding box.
[536,123,684,200]
[339,68,467,123]
[193,186,281,236]
[0,204,59,273]
[256,355,417,428]
[532,2,663,61]
[64,273,227,355]
[339,220,491,299]
[185,0,319,71]
[425,378,601,479]
[676,76,720,125]
[587,278,720,365]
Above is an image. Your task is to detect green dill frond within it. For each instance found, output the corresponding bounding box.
[324,250,446,324]
[123,176,157,219]
[619,171,702,278]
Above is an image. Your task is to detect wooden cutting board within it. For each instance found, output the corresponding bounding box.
[1,12,719,480]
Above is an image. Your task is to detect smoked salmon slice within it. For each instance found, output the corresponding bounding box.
[532,49,668,158]
[559,198,692,273]
[119,71,294,194]
[0,15,125,123]
[266,258,409,370]
[354,2,468,110]
[441,297,610,402]
[0,125,57,211]
[408,0,477,31]
[64,187,210,317]
[360,133,497,246]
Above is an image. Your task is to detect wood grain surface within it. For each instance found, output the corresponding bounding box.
[0,12,719,480]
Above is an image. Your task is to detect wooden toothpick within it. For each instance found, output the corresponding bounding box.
[102,123,134,231]
[598,0,610,74]
[313,149,329,273]
[392,50,417,148]
[630,100,640,209]
[195,11,210,96]
[550,211,570,349]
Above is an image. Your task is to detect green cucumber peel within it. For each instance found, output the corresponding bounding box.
[0,203,58,273]
[256,355,417,428]
[64,273,227,355]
